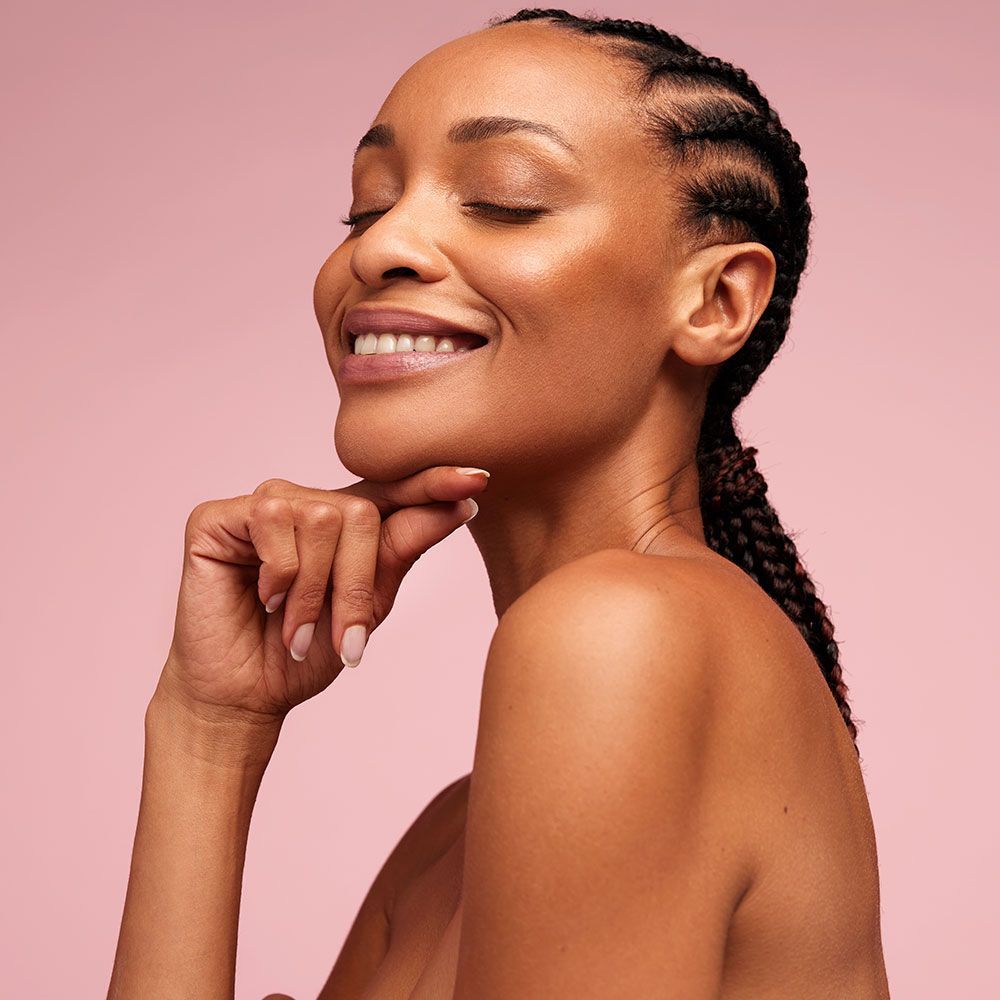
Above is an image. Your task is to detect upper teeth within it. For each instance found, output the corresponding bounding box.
[352,332,465,355]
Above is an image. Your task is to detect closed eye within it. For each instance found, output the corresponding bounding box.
[465,202,547,220]
[340,202,548,232]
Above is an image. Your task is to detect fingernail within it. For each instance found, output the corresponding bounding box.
[460,498,479,523]
[265,591,287,614]
[455,467,490,478]
[290,622,316,661]
[340,624,368,668]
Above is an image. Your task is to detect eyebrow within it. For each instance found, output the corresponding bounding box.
[353,115,579,159]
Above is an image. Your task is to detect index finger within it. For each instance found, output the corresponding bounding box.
[337,466,490,516]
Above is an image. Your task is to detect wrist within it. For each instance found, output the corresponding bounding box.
[145,684,284,772]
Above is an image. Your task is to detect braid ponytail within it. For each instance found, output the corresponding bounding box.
[697,414,857,743]
[488,8,859,747]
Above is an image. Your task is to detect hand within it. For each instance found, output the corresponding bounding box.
[153,467,490,725]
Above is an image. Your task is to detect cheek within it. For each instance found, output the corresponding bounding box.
[464,220,608,310]
[457,220,661,462]
[470,212,657,327]
[467,216,660,382]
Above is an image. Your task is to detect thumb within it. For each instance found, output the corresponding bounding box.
[372,498,478,623]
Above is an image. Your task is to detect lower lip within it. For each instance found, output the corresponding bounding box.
[337,345,487,385]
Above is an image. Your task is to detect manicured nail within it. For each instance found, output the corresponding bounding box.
[340,624,368,668]
[460,498,479,523]
[290,622,315,661]
[455,467,490,478]
[265,591,287,614]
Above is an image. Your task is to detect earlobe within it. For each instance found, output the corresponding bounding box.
[672,242,777,368]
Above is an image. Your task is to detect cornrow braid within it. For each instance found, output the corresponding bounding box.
[487,9,859,747]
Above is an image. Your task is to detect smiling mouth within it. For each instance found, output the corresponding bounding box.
[338,329,491,386]
[349,331,489,354]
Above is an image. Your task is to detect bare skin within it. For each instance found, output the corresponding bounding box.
[315,552,886,1000]
[108,17,888,1000]
[310,20,889,1000]
[318,21,734,617]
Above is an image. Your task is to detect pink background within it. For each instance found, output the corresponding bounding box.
[3,1,996,996]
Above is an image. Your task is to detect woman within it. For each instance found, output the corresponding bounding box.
[108,8,889,999]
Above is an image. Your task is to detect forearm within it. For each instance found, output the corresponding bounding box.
[107,690,283,1000]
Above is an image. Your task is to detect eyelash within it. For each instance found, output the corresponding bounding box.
[339,202,546,231]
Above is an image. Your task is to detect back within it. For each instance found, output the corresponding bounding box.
[646,549,888,998]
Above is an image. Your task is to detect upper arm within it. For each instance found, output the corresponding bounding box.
[452,552,748,1000]
[315,776,466,1000]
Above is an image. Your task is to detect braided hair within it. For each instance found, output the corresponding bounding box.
[487,9,858,747]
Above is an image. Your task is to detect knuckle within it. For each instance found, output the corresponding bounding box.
[339,496,381,528]
[185,498,216,532]
[337,579,375,610]
[292,581,328,611]
[299,500,341,529]
[252,495,292,520]
[186,500,207,526]
[267,557,300,582]
[253,477,290,496]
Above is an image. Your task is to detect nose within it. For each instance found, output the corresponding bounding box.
[349,199,449,288]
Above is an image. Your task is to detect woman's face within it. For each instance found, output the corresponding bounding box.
[314,22,693,484]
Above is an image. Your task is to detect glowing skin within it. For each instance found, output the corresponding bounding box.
[106,21,886,1000]
[313,21,776,617]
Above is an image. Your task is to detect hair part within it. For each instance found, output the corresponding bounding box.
[486,8,859,748]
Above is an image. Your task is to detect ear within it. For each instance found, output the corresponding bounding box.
[668,242,776,368]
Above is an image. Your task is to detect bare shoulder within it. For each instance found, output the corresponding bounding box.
[481,547,726,776]
[452,549,797,995]
[470,545,774,883]
[480,544,867,882]
[496,545,852,757]
[450,547,882,997]
[491,549,815,720]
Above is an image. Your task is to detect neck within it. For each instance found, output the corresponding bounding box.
[465,404,708,619]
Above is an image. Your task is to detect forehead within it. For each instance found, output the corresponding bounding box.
[365,22,642,166]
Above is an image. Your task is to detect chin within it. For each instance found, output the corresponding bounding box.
[334,417,462,484]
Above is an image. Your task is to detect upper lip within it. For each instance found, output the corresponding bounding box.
[341,306,491,349]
